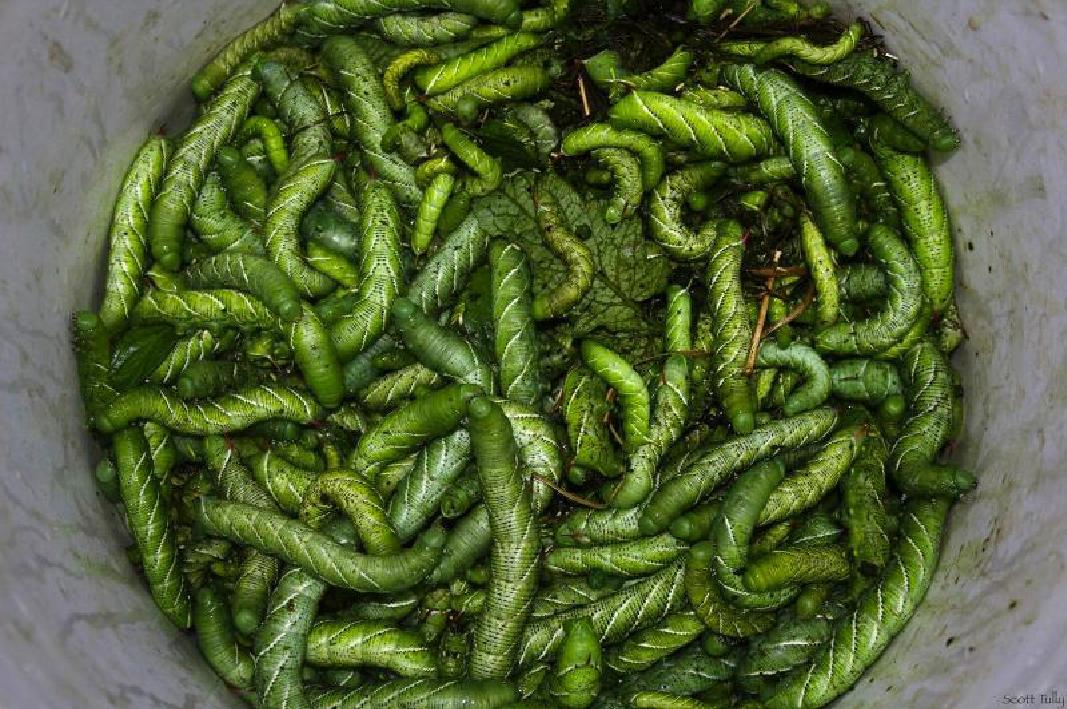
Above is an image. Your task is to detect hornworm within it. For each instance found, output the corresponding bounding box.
[756,342,832,416]
[301,469,402,555]
[648,164,729,260]
[306,678,518,709]
[190,172,263,255]
[426,66,553,122]
[562,124,666,191]
[546,533,688,578]
[843,433,892,571]
[388,428,472,541]
[193,585,254,690]
[829,359,903,404]
[590,147,643,224]
[531,178,594,321]
[605,612,704,674]
[73,312,117,424]
[360,363,443,411]
[305,619,438,677]
[585,46,693,101]
[373,12,480,47]
[799,212,839,327]
[391,298,494,391]
[407,213,490,315]
[413,173,457,255]
[239,116,289,175]
[564,367,623,478]
[415,32,546,96]
[548,618,602,709]
[442,123,503,196]
[490,241,543,406]
[215,146,267,224]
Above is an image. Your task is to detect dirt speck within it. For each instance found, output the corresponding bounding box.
[48,39,73,73]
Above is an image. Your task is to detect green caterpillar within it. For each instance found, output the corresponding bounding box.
[216,146,268,224]
[113,427,190,628]
[589,147,643,224]
[190,3,305,100]
[721,64,860,256]
[766,499,950,708]
[843,433,892,571]
[286,303,346,409]
[580,339,650,452]
[239,116,289,175]
[360,363,443,411]
[609,92,776,164]
[686,542,774,638]
[193,585,255,690]
[305,619,438,677]
[723,22,863,66]
[585,46,693,101]
[385,49,443,110]
[837,145,900,229]
[516,560,687,669]
[756,342,831,415]
[837,263,888,303]
[874,142,956,315]
[668,500,722,543]
[442,123,503,196]
[130,288,276,332]
[388,429,471,541]
[307,242,360,287]
[532,177,594,321]
[73,312,117,424]
[640,408,838,535]
[548,618,602,709]
[889,339,976,497]
[815,224,923,355]
[183,252,302,322]
[413,174,457,255]
[189,172,263,255]
[99,136,169,332]
[609,644,737,700]
[546,533,687,578]
[307,678,518,709]
[799,212,839,327]
[197,497,445,591]
[391,298,494,391]
[490,241,542,406]
[354,383,480,467]
[426,66,553,122]
[564,367,623,478]
[612,286,691,508]
[531,578,623,619]
[562,124,666,191]
[743,545,851,593]
[96,383,323,435]
[467,397,540,678]
[254,565,324,709]
[149,330,225,386]
[330,181,404,361]
[416,32,545,95]
[408,215,491,316]
[322,37,422,207]
[604,612,705,674]
[374,12,480,47]
[150,72,259,271]
[504,104,559,162]
[440,471,482,519]
[738,616,831,682]
[829,359,903,404]
[648,164,728,260]
[786,51,960,152]
[705,219,755,434]
[301,469,402,555]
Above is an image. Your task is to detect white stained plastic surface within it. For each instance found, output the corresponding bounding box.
[0,1,1065,707]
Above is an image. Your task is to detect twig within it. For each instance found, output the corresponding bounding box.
[764,281,816,339]
[748,265,808,279]
[716,0,760,41]
[533,473,606,509]
[746,250,781,374]
[577,73,592,118]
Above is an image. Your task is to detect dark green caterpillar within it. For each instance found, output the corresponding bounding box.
[829,359,903,404]
[254,566,324,709]
[190,172,263,255]
[604,612,705,674]
[374,12,480,47]
[215,146,267,224]
[843,433,892,571]
[427,66,552,122]
[562,124,666,191]
[564,367,623,478]
[756,342,831,415]
[305,619,438,677]
[648,164,728,260]
[193,585,254,690]
[391,298,494,391]
[686,542,774,637]
[301,469,402,555]
[307,678,517,709]
[581,339,650,452]
[546,533,687,578]
[743,545,851,592]
[388,429,471,541]
[590,147,643,224]
[585,46,693,100]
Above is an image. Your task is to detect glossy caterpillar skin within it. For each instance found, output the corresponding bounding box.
[581,339,650,452]
[608,91,776,164]
[416,32,545,96]
[190,3,305,101]
[321,37,422,207]
[531,178,594,321]
[743,545,851,593]
[874,143,956,315]
[562,124,666,191]
[721,64,860,256]
[183,252,301,322]
[786,52,960,152]
[113,427,191,628]
[150,72,260,271]
[150,330,223,386]
[648,164,728,260]
[639,408,839,536]
[814,225,923,355]
[686,542,774,637]
[765,498,950,708]
[586,46,693,101]
[361,363,443,411]
[307,678,518,709]
[391,298,494,391]
[612,286,691,508]
[563,367,623,478]
[374,12,480,47]
[590,147,643,224]
[843,433,892,571]
[190,173,263,255]
[756,342,832,416]
[301,469,402,555]
[548,618,602,709]
[546,533,688,578]
[197,496,446,591]
[413,173,456,255]
[130,288,276,332]
[254,566,324,709]
[889,339,976,497]
[442,123,503,197]
[799,212,839,327]
[723,22,863,66]
[96,383,324,435]
[239,116,289,175]
[407,212,490,315]
[516,560,687,669]
[465,397,540,678]
[426,66,553,121]
[99,136,169,332]
[305,619,438,676]
[829,359,902,404]
[215,146,267,224]
[330,181,404,361]
[604,611,704,674]
[705,219,755,434]
[388,428,471,541]
[193,585,255,690]
[490,241,542,406]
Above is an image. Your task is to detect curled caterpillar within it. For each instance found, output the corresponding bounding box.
[416,32,546,96]
[591,147,643,224]
[585,46,693,100]
[442,123,503,196]
[721,22,863,66]
[549,618,602,709]
[193,585,254,690]
[215,146,267,224]
[238,116,289,175]
[562,124,666,191]
[648,163,728,260]
[190,172,263,255]
[301,469,401,555]
[388,429,471,541]
[756,342,832,416]
[581,339,651,452]
[532,177,594,320]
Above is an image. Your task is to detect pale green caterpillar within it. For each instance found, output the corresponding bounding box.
[190,172,263,255]
[440,471,482,518]
[639,408,839,535]
[113,427,190,628]
[490,241,542,406]
[305,619,438,677]
[413,173,457,255]
[531,578,623,619]
[728,155,796,185]
[799,212,839,327]
[330,181,404,361]
[197,497,446,591]
[216,146,267,224]
[426,66,553,122]
[254,565,324,709]
[99,135,169,332]
[609,92,776,164]
[239,116,289,175]
[604,612,705,674]
[705,219,755,434]
[737,616,831,682]
[829,359,903,404]
[360,363,443,411]
[589,147,643,224]
[532,178,594,321]
[96,383,323,435]
[321,37,422,207]
[442,123,503,196]
[668,500,722,543]
[407,213,490,315]
[388,429,471,541]
[766,499,951,708]
[546,533,687,578]
[585,46,693,101]
[648,164,728,260]
[374,12,480,47]
[466,396,540,679]
[873,142,956,315]
[815,224,923,355]
[889,338,976,497]
[843,433,892,571]
[756,342,831,415]
[307,678,518,709]
[301,469,402,555]
[385,49,443,110]
[306,242,360,287]
[415,32,545,96]
[548,618,602,709]
[721,63,860,256]
[130,288,275,332]
[580,339,650,452]
[721,22,863,66]
[743,545,851,593]
[193,585,254,690]
[564,367,623,478]
[562,124,666,191]
[150,72,259,270]
[150,330,222,386]
[391,298,494,391]
[686,542,774,637]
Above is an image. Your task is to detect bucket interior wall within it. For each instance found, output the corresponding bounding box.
[0,1,1064,706]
